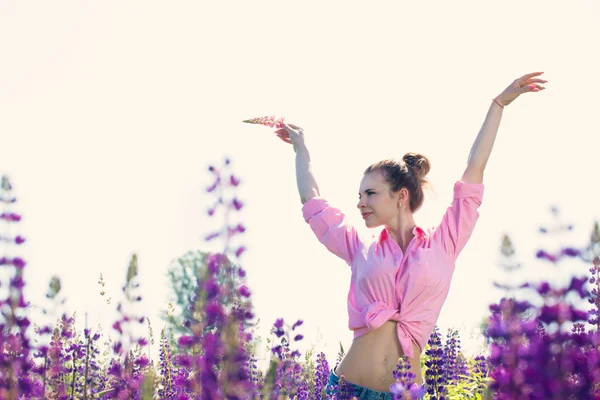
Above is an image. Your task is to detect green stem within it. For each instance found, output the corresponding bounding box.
[70,354,76,399]
[83,334,91,400]
[42,354,48,399]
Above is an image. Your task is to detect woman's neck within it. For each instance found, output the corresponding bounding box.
[386,214,417,253]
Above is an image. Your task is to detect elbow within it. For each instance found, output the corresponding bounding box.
[300,188,320,204]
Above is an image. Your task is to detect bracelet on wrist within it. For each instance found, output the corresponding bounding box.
[492,98,504,109]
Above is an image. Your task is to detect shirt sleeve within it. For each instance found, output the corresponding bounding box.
[302,196,361,266]
[431,180,484,262]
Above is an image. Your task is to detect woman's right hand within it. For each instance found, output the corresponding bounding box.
[274,123,305,150]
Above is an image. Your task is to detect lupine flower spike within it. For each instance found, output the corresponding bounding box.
[242,115,286,129]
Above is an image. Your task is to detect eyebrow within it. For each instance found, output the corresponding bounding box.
[358,188,375,195]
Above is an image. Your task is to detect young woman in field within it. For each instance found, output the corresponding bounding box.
[274,72,546,399]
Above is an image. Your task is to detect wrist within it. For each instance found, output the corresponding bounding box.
[293,142,308,154]
[492,97,505,108]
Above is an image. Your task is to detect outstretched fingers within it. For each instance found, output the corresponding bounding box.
[518,71,544,82]
[274,129,293,144]
[513,72,547,93]
[526,83,546,92]
[527,78,547,84]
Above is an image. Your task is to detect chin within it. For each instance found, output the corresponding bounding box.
[364,220,378,229]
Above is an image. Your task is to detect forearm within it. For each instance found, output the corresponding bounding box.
[294,143,320,204]
[466,100,504,171]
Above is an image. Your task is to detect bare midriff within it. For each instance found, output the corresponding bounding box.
[334,321,423,392]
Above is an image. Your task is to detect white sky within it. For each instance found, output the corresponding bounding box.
[1,0,599,370]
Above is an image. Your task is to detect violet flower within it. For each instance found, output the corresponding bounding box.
[424,326,447,399]
[0,176,34,399]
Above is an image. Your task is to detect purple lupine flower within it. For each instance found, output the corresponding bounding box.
[588,257,600,331]
[0,211,22,222]
[390,382,425,400]
[391,355,417,392]
[231,197,244,211]
[205,279,221,300]
[424,326,447,398]
[12,257,26,269]
[235,223,246,233]
[204,231,221,241]
[230,175,241,186]
[178,335,198,348]
[235,246,246,258]
[314,352,329,399]
[486,277,600,399]
[239,285,251,298]
[562,247,581,257]
[206,176,221,193]
[443,328,462,385]
[205,301,225,327]
[536,249,559,263]
[567,275,589,298]
[207,253,222,274]
[0,176,35,400]
[292,319,303,330]
[473,354,489,395]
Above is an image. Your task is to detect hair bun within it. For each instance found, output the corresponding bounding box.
[402,152,430,179]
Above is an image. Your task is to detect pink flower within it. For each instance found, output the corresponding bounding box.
[243,115,286,129]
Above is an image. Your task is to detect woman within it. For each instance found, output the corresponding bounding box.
[274,72,546,399]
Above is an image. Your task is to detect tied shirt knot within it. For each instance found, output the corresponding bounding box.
[360,302,419,358]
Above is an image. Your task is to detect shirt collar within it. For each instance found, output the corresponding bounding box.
[379,225,427,243]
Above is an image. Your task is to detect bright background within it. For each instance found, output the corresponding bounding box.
[1,0,599,370]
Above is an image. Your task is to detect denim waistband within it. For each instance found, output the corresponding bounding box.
[326,368,426,400]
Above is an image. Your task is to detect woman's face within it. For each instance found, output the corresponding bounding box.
[356,171,405,228]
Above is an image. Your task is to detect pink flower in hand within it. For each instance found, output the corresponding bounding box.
[242,115,286,129]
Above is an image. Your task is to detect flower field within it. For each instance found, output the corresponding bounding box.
[1,159,599,399]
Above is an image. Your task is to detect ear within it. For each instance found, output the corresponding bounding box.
[400,188,409,201]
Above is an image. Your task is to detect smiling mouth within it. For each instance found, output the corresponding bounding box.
[362,213,372,219]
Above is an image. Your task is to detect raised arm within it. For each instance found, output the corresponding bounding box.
[462,72,547,184]
[274,123,361,265]
[276,123,320,204]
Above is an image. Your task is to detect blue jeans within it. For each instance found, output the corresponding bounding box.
[324,368,426,399]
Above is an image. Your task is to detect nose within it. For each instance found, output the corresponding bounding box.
[357,198,365,209]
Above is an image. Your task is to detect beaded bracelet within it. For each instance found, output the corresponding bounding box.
[492,98,504,109]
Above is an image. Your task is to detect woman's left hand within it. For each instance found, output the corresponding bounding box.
[494,72,547,107]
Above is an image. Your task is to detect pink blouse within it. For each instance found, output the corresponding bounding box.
[301,180,484,358]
